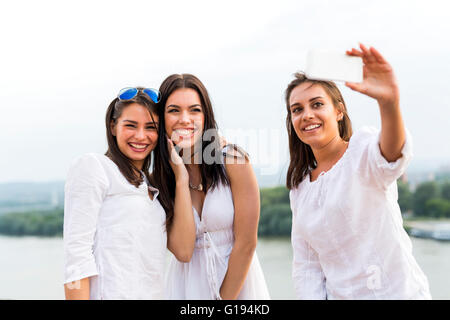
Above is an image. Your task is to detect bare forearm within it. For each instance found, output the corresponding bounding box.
[64,277,90,300]
[219,240,257,300]
[378,95,405,162]
[168,180,196,261]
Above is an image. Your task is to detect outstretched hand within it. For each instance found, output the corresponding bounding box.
[345,44,399,107]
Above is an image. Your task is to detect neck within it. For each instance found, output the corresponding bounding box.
[185,163,200,176]
[310,134,347,166]
[185,163,202,184]
[132,160,144,171]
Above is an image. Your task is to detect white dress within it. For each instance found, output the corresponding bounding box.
[290,127,431,300]
[165,176,270,300]
[63,153,167,299]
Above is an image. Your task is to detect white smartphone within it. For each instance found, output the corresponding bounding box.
[305,50,363,83]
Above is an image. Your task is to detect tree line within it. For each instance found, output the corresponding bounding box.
[258,179,450,237]
[0,179,449,237]
[398,180,450,218]
[0,209,63,237]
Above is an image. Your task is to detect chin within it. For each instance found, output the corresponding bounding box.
[126,150,149,160]
[299,136,322,149]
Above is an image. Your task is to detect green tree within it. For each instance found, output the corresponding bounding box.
[259,186,292,237]
[441,182,450,201]
[259,203,292,237]
[260,186,289,209]
[413,181,439,217]
[425,198,450,218]
[0,209,63,236]
[397,180,413,212]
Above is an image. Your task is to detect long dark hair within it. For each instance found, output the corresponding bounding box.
[105,89,158,188]
[285,73,353,189]
[152,74,229,227]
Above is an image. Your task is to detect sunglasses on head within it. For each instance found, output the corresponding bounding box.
[117,87,161,103]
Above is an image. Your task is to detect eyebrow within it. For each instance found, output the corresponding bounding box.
[290,96,324,109]
[166,104,202,109]
[122,119,159,125]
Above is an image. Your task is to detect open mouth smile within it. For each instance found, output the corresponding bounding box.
[303,124,322,132]
[128,143,149,152]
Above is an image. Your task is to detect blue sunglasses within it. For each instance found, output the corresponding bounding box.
[117,87,161,103]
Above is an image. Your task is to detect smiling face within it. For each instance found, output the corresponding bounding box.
[289,82,343,149]
[112,102,159,170]
[164,88,205,150]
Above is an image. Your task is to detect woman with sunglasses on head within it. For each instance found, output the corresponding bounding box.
[63,87,196,300]
[287,44,431,299]
[152,74,270,300]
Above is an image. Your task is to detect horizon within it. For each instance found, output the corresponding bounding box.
[1,1,450,183]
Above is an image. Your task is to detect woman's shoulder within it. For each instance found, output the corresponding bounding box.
[289,180,308,199]
[350,126,380,147]
[69,153,109,170]
[67,153,110,184]
[222,144,249,163]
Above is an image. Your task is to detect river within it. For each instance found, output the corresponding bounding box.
[0,236,448,299]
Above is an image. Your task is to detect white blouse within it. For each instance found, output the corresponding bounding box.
[165,147,270,300]
[63,153,167,299]
[290,127,431,300]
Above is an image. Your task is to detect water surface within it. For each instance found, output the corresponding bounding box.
[0,236,448,299]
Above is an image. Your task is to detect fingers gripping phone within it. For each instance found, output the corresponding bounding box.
[305,50,363,83]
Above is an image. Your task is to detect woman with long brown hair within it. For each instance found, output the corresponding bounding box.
[63,87,195,299]
[152,74,270,300]
[286,45,431,299]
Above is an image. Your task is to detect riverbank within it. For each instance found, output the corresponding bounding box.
[403,218,450,241]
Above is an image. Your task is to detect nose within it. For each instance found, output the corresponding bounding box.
[302,106,314,121]
[178,110,191,124]
[135,127,145,140]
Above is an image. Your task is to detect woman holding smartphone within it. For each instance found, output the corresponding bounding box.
[286,44,431,299]
[152,73,270,300]
[63,87,195,299]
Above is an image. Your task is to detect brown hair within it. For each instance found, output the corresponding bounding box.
[105,88,158,188]
[152,74,229,227]
[285,73,353,189]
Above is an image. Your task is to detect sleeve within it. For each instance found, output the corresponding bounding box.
[356,126,413,190]
[63,154,109,284]
[290,191,327,300]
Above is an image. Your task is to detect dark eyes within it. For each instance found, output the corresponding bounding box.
[125,124,157,130]
[167,107,202,113]
[292,107,303,114]
[312,102,323,108]
[291,102,323,114]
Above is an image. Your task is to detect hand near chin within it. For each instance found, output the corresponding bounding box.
[167,136,189,182]
[345,43,400,108]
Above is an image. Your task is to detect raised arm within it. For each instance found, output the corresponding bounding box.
[166,137,196,262]
[346,44,405,162]
[219,149,260,300]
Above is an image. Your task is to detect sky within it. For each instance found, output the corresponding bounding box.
[1,0,450,183]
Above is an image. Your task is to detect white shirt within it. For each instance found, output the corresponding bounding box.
[63,153,167,299]
[290,127,431,300]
